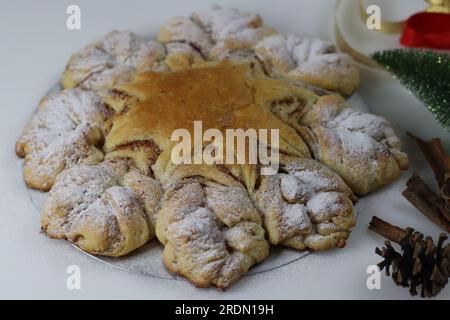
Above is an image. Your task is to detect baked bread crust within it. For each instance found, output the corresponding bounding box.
[102,61,312,180]
[300,95,409,194]
[253,155,356,250]
[62,8,359,96]
[41,159,162,257]
[157,6,359,95]
[92,61,358,285]
[255,34,360,96]
[158,6,277,59]
[15,7,410,289]
[16,89,109,191]
[62,31,167,91]
[157,165,269,288]
[19,61,406,278]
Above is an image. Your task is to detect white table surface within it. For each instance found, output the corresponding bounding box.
[0,0,448,299]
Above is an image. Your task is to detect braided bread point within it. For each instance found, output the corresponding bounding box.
[157,16,213,56]
[300,95,409,195]
[158,5,277,59]
[252,156,356,251]
[156,165,269,289]
[255,34,360,96]
[248,73,408,195]
[16,89,110,191]
[164,42,205,71]
[41,159,162,257]
[62,31,167,91]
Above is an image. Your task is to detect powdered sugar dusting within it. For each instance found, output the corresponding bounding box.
[158,16,213,55]
[256,34,354,77]
[307,192,345,222]
[193,5,262,42]
[41,160,161,256]
[16,89,108,190]
[159,176,268,288]
[337,128,378,157]
[254,157,355,250]
[331,108,403,151]
[280,203,311,237]
[299,95,409,194]
[64,31,166,90]
[158,5,276,58]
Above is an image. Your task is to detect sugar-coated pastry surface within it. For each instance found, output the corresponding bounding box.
[16,6,409,289]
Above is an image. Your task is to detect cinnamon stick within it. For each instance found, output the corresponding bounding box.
[408,132,450,211]
[402,174,450,232]
[368,216,407,243]
[442,173,450,212]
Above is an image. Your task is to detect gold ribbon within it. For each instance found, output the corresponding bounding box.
[358,0,450,34]
[334,0,450,68]
[334,2,382,69]
[334,0,383,68]
[427,0,450,13]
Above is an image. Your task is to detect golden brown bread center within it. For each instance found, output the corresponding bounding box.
[104,61,311,159]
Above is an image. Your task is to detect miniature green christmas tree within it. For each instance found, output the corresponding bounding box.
[372,49,450,130]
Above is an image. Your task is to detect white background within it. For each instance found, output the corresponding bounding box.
[0,0,448,299]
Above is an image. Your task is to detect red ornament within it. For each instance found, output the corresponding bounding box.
[400,12,450,49]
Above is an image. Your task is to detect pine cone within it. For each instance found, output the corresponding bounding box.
[376,229,450,297]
